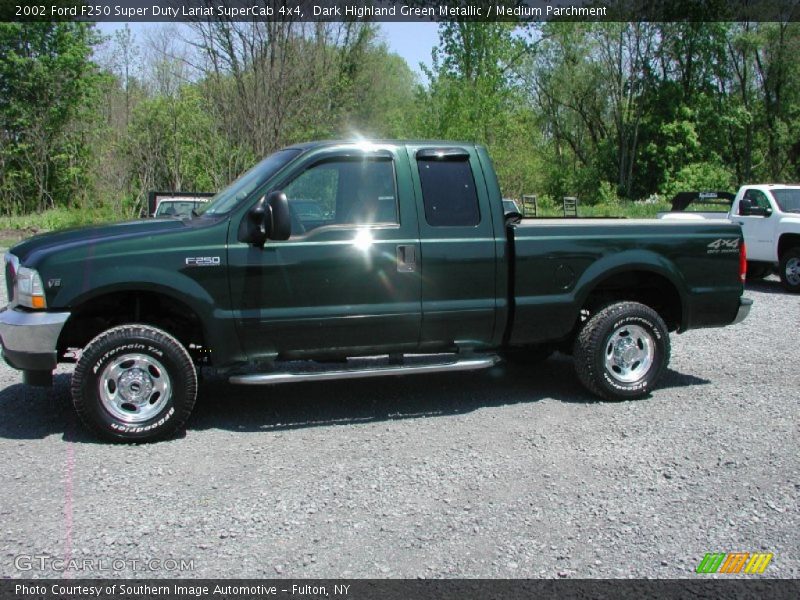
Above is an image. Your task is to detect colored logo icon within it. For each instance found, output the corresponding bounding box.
[696,552,773,574]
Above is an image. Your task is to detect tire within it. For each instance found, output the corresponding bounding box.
[746,261,771,281]
[573,302,670,401]
[504,345,554,365]
[71,324,197,442]
[779,247,800,293]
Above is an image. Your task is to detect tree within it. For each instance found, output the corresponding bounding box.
[0,22,104,214]
[417,21,542,199]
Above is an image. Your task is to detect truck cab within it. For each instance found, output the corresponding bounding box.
[223,141,505,359]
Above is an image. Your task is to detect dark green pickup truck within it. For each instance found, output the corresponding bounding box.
[0,140,751,441]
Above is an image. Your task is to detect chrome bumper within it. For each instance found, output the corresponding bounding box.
[0,306,70,370]
[732,297,753,325]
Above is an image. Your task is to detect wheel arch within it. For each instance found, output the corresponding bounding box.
[777,232,800,258]
[575,254,687,332]
[58,286,212,363]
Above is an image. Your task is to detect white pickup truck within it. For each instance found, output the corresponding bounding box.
[659,186,800,292]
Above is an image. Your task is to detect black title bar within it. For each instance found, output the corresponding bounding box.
[4,0,800,22]
[2,579,800,600]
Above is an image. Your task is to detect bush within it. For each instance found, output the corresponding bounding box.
[662,162,735,199]
[597,180,621,206]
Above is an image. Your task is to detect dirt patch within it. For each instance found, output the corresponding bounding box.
[0,228,42,247]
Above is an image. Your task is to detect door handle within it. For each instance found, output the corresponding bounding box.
[396,245,417,272]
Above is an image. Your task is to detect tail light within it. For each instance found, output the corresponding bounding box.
[739,240,747,284]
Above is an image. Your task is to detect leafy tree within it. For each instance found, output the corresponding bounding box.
[0,22,104,214]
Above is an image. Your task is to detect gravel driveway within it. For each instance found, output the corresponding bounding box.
[0,271,797,579]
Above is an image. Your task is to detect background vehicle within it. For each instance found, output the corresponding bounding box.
[656,191,734,221]
[147,191,215,218]
[503,198,522,215]
[659,186,800,291]
[0,140,751,442]
[154,198,210,219]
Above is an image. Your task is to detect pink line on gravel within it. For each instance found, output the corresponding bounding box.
[63,426,75,578]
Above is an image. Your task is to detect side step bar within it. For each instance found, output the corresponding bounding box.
[229,355,500,385]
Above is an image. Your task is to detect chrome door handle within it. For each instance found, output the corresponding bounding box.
[396,245,416,272]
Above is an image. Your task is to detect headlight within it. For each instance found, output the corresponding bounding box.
[16,266,46,309]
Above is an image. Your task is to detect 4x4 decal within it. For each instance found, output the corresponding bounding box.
[707,238,740,254]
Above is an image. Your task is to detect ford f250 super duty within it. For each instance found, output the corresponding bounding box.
[0,140,752,441]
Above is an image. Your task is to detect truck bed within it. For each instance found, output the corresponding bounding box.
[508,218,744,345]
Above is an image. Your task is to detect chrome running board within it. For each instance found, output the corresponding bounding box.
[229,355,500,385]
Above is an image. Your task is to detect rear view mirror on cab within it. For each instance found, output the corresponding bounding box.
[238,191,292,247]
[739,199,771,217]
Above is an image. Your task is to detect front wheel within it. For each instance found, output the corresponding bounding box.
[779,248,800,293]
[746,261,772,281]
[573,302,670,400]
[71,324,198,442]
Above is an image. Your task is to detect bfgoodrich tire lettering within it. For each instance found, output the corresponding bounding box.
[71,324,197,442]
[573,302,670,401]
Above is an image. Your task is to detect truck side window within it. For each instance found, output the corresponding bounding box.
[742,189,770,213]
[283,158,398,233]
[417,158,480,226]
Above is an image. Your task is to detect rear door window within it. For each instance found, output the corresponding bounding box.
[416,157,480,227]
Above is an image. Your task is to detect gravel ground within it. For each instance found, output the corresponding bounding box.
[0,272,797,579]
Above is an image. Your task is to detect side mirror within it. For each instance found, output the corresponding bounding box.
[267,191,291,241]
[738,199,752,215]
[239,196,269,247]
[238,191,291,247]
[739,199,771,217]
[504,211,523,226]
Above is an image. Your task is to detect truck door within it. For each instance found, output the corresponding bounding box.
[227,146,422,359]
[734,188,776,261]
[409,146,498,350]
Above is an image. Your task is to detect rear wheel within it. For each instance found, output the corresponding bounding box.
[573,302,670,400]
[779,248,800,293]
[71,324,197,442]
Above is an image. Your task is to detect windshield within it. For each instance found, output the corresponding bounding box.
[771,189,800,213]
[198,149,301,216]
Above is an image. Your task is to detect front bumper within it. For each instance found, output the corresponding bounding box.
[732,297,753,325]
[0,306,70,371]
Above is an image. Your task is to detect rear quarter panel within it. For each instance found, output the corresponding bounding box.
[510,219,744,345]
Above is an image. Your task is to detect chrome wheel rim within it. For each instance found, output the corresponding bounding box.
[603,324,655,383]
[785,257,800,286]
[98,353,171,423]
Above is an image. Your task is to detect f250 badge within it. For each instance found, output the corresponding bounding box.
[185,256,221,267]
[707,238,740,254]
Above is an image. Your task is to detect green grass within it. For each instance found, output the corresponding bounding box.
[0,206,124,247]
[0,206,121,231]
